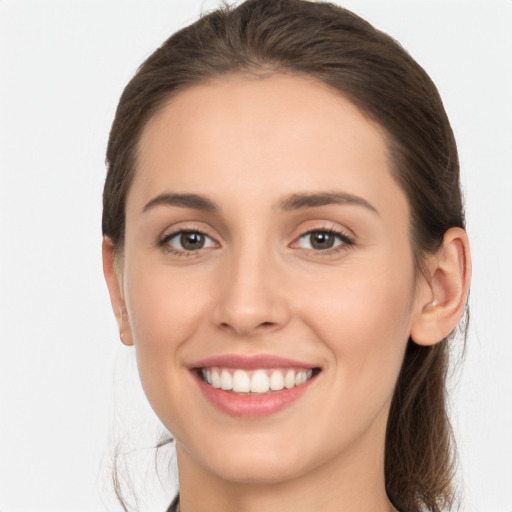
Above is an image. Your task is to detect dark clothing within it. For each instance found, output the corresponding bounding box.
[166,494,179,512]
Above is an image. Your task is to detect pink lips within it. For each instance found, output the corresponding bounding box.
[191,354,315,370]
[190,354,319,418]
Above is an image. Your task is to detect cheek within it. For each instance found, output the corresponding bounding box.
[121,260,211,404]
[285,263,416,455]
[297,255,415,393]
[125,258,207,346]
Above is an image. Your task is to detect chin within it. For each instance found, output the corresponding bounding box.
[209,453,306,485]
[178,430,313,485]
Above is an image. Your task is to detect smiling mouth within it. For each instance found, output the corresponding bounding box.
[197,367,321,394]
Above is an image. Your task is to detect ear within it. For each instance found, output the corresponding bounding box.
[102,237,134,346]
[410,227,471,346]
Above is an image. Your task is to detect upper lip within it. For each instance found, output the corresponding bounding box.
[190,354,319,370]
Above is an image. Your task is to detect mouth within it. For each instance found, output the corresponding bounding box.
[190,355,322,418]
[197,367,321,394]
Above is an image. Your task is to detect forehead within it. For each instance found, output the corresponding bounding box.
[130,74,406,220]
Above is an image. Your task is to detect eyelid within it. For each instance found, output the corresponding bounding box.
[157,224,220,255]
[291,221,355,242]
[289,223,356,253]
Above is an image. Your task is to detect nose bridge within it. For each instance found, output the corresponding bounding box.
[212,236,289,336]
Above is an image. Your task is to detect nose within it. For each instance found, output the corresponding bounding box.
[211,247,291,337]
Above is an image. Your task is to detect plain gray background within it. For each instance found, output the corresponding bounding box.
[1,1,511,510]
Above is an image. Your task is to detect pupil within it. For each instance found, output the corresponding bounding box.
[181,232,204,250]
[311,231,334,250]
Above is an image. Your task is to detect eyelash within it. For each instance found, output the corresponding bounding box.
[158,227,214,257]
[157,226,355,257]
[294,227,355,257]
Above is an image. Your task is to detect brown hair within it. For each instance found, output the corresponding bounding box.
[103,1,466,510]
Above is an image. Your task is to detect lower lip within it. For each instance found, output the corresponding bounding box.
[193,372,316,418]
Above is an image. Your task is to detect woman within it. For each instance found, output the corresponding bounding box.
[102,1,471,511]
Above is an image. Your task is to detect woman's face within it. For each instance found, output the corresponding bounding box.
[115,75,427,484]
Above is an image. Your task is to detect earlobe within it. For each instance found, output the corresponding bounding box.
[410,227,471,346]
[102,237,134,346]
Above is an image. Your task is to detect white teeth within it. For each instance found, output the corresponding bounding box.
[269,370,284,391]
[251,370,270,393]
[220,369,233,390]
[232,369,251,392]
[297,370,311,385]
[211,369,221,388]
[284,369,296,389]
[202,367,316,393]
[295,371,306,386]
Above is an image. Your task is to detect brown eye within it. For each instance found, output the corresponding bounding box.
[309,231,336,250]
[180,232,205,250]
[295,229,353,252]
[162,230,216,253]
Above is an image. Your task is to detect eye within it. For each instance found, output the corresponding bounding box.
[160,230,217,253]
[295,229,353,251]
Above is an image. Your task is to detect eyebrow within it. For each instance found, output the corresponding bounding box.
[279,191,379,214]
[142,190,378,215]
[143,193,219,213]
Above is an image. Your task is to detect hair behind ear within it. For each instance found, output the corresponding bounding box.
[386,227,470,512]
[386,340,456,512]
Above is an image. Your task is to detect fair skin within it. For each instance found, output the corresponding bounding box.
[103,75,470,512]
